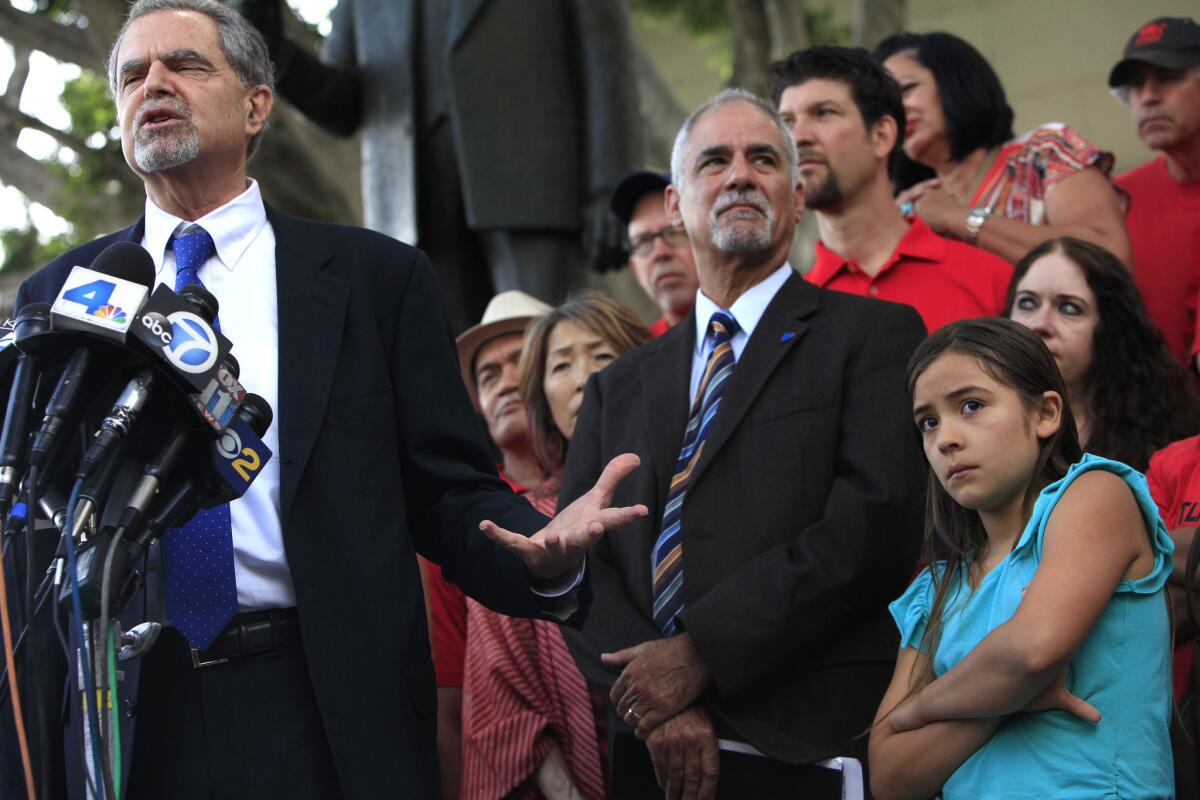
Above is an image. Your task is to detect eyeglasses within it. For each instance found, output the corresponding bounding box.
[629,226,688,257]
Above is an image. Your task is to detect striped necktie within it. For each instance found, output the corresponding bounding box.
[651,310,739,635]
[162,225,238,651]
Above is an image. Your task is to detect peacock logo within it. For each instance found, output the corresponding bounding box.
[92,305,127,324]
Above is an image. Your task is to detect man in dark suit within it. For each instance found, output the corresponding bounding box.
[13,2,644,797]
[230,0,642,331]
[559,89,927,799]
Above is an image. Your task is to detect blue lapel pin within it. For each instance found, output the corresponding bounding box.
[780,331,795,342]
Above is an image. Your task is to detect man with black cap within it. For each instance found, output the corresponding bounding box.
[1110,17,1200,366]
[611,171,700,336]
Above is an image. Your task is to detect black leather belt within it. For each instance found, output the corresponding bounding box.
[190,607,300,669]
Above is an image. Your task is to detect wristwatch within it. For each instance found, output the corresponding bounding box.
[964,206,992,245]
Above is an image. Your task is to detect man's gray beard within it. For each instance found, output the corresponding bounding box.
[803,171,844,210]
[134,125,200,173]
[709,205,776,253]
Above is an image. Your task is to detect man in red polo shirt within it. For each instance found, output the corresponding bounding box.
[772,46,1011,332]
[1109,17,1200,367]
[610,171,700,336]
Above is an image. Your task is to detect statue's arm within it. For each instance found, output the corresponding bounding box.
[230,0,365,137]
[572,0,643,195]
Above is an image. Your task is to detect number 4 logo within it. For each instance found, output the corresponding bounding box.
[61,279,116,314]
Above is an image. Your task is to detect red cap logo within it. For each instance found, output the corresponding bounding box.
[1135,22,1168,47]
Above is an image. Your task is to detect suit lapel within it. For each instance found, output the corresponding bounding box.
[450,0,487,46]
[640,318,695,504]
[687,274,818,488]
[124,219,146,243]
[270,209,350,527]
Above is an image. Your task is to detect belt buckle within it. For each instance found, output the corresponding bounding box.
[190,646,229,669]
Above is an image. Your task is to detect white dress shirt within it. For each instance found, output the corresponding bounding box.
[142,180,294,610]
[688,263,793,407]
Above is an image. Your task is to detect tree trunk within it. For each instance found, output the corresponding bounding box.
[727,0,772,96]
[765,0,809,62]
[853,0,907,50]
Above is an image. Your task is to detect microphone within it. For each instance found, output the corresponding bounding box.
[28,243,156,472]
[48,241,154,341]
[210,392,273,500]
[130,282,231,392]
[0,304,51,512]
[132,392,273,550]
[74,275,223,483]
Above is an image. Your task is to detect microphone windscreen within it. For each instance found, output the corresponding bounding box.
[177,283,219,322]
[16,302,51,318]
[89,241,155,289]
[239,393,273,435]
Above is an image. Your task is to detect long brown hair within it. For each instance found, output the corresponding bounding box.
[904,318,1082,688]
[519,291,652,475]
[1003,236,1200,471]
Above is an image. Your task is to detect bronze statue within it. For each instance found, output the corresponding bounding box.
[232,0,643,331]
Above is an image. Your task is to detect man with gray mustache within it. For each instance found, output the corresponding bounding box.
[559,88,926,799]
[1109,17,1200,367]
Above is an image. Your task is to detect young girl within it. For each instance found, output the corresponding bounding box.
[869,317,1174,799]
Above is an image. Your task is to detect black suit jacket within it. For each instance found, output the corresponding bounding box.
[16,207,565,797]
[560,273,927,765]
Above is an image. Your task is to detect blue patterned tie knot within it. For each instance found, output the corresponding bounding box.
[650,308,740,635]
[171,225,216,293]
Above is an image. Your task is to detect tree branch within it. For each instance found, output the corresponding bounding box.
[0,140,67,210]
[0,5,102,71]
[0,104,93,156]
[3,46,31,106]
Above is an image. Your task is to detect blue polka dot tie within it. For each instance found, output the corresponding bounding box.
[162,225,237,651]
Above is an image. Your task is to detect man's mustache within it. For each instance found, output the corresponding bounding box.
[713,190,769,216]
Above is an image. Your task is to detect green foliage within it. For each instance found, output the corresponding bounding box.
[630,0,849,80]
[0,223,73,278]
[60,72,117,140]
[631,0,848,44]
[632,0,727,36]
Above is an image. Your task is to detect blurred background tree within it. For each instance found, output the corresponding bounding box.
[0,0,899,303]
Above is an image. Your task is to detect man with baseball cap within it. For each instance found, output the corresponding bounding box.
[611,171,700,336]
[1110,17,1200,366]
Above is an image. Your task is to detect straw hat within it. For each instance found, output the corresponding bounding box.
[456,290,552,405]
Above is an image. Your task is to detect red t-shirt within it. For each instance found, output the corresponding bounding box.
[1146,434,1200,701]
[806,217,1013,333]
[1115,157,1200,365]
[649,316,671,337]
[422,468,529,688]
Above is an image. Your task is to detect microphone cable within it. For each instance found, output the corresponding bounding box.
[63,478,109,799]
[0,511,39,799]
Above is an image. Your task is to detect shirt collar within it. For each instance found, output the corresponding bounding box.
[144,179,268,279]
[809,216,946,286]
[693,262,792,357]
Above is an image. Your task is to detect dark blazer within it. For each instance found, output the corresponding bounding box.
[560,272,927,765]
[309,0,640,238]
[16,207,562,797]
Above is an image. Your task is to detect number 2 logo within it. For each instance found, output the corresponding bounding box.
[232,448,262,481]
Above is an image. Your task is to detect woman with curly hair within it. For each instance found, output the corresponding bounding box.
[1004,236,1200,472]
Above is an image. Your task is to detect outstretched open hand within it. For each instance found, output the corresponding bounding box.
[480,453,648,580]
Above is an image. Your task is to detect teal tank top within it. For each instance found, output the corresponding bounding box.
[889,454,1174,799]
